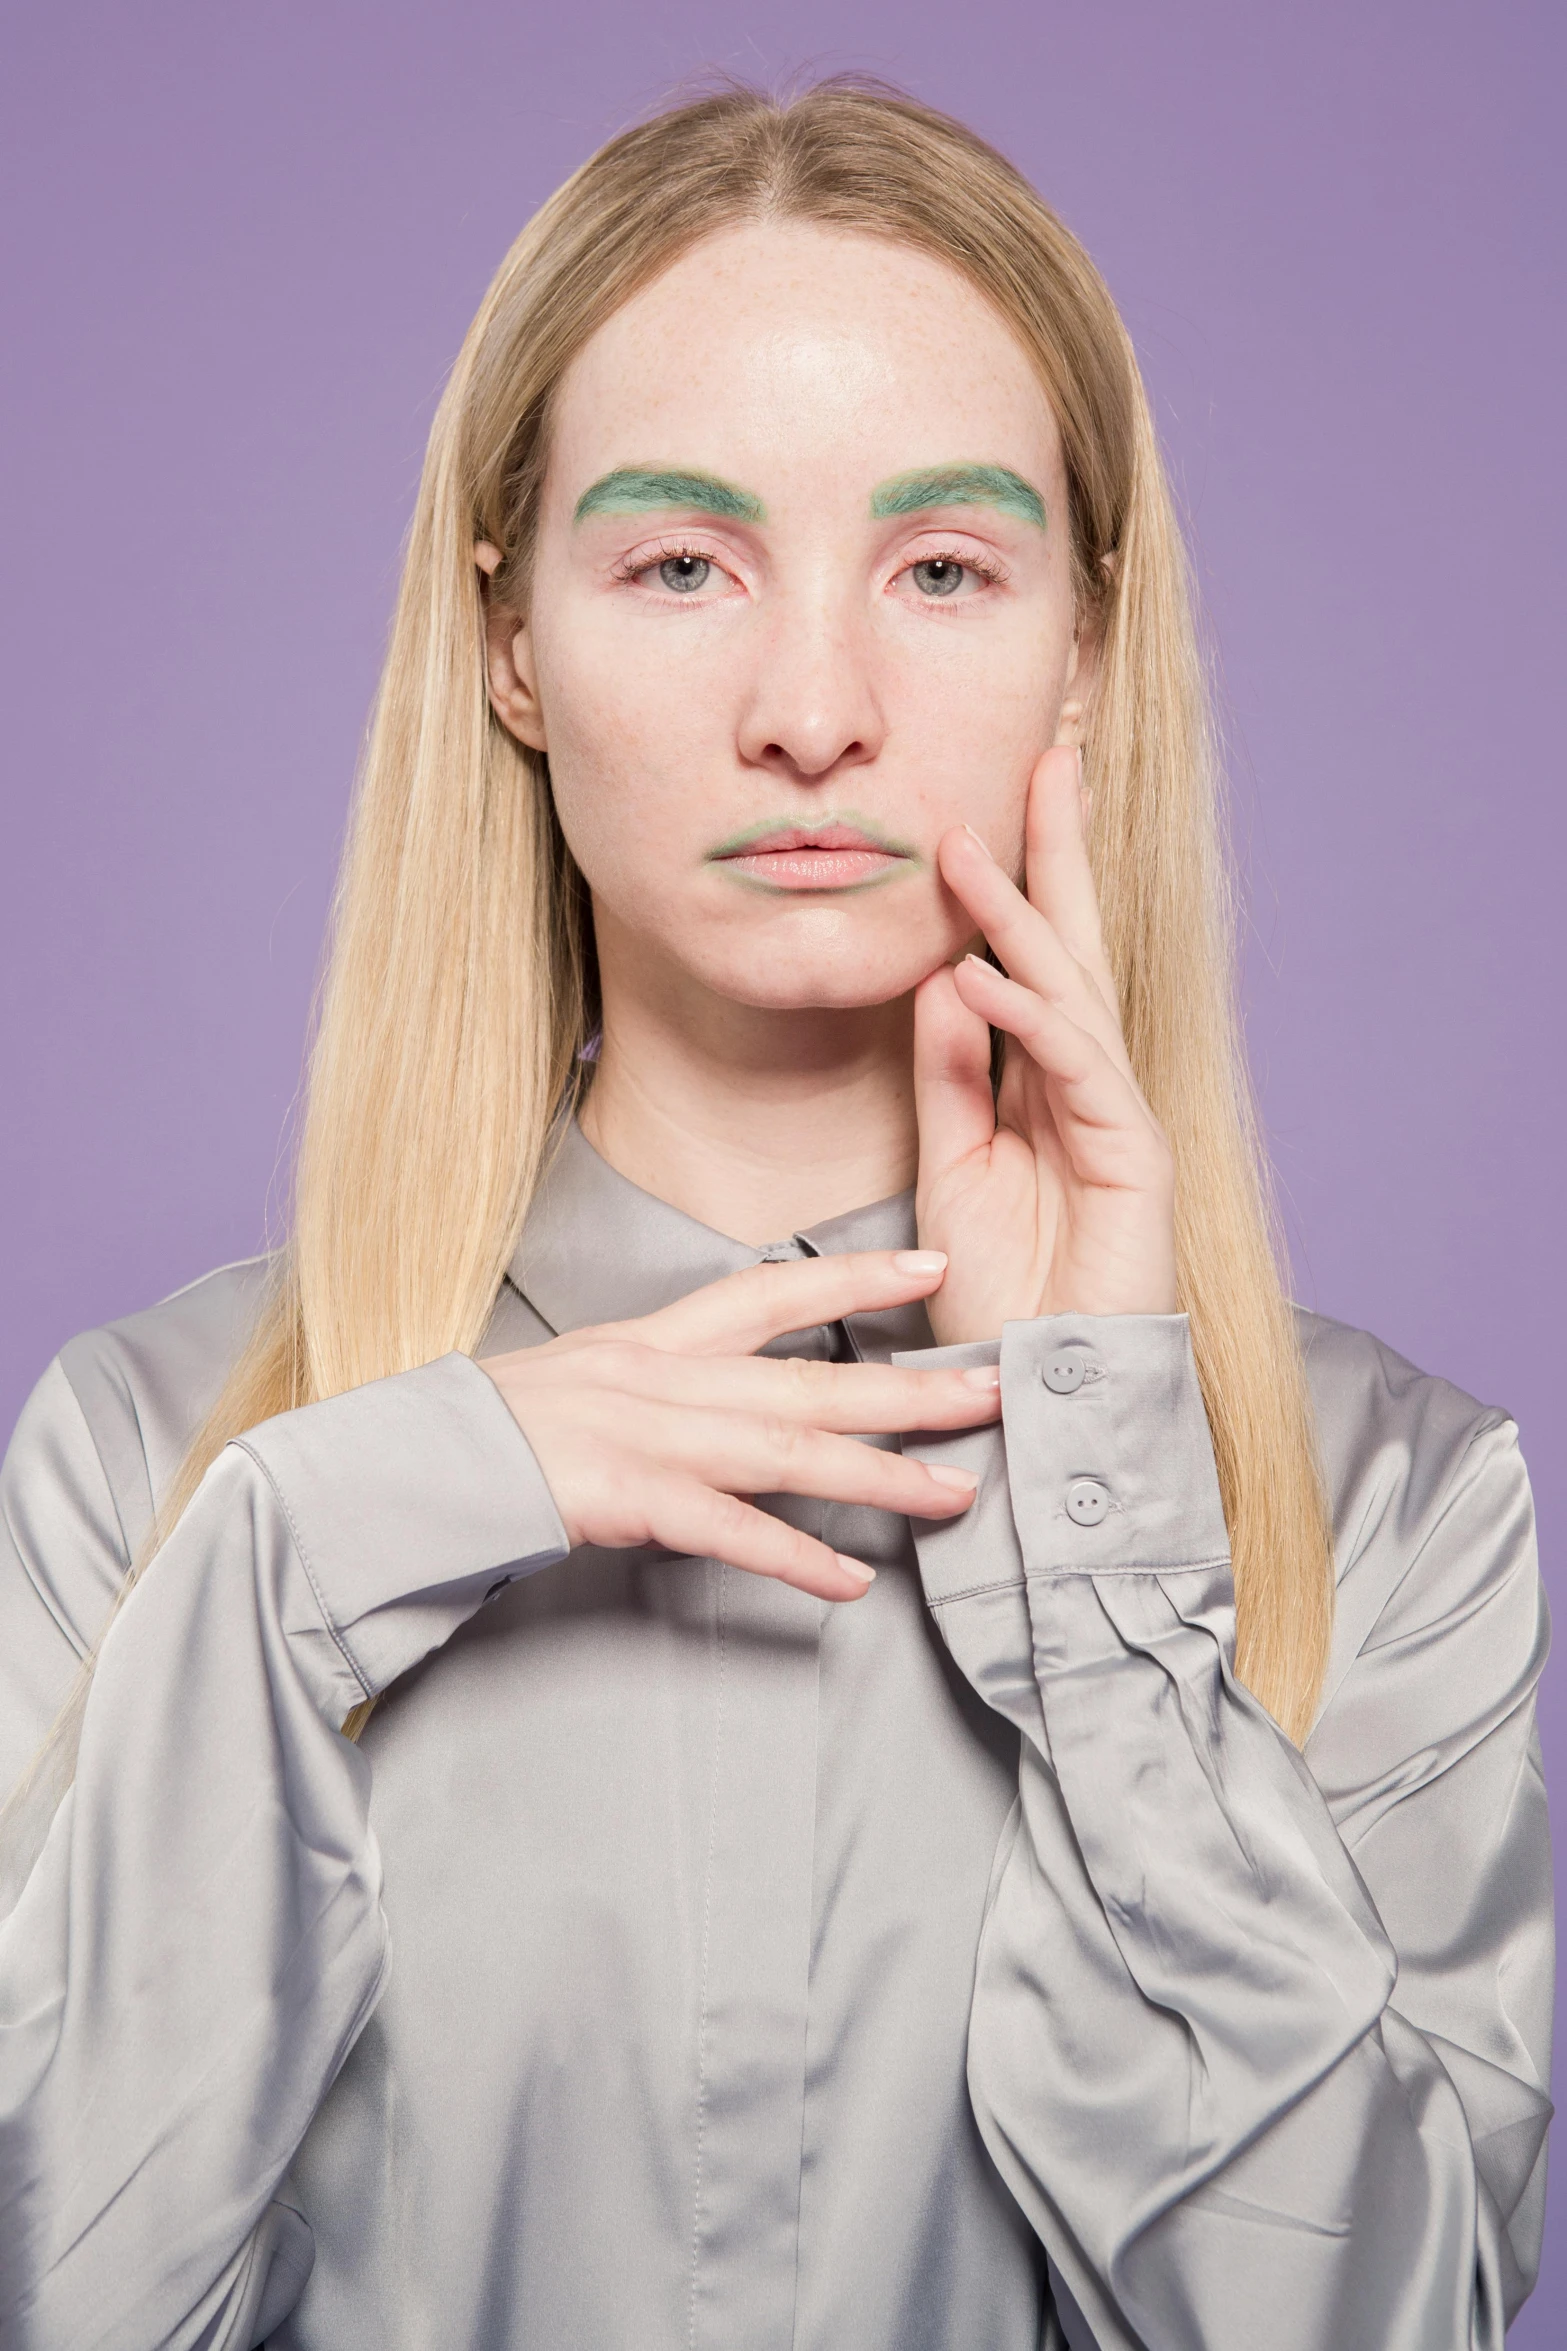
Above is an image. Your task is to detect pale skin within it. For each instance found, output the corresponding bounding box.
[477,221,1176,1602]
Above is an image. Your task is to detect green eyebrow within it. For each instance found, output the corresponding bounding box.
[573,468,765,523]
[869,464,1046,529]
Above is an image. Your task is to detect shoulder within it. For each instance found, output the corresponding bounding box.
[1294,1305,1518,1565]
[1294,1307,1542,1725]
[0,1258,273,1675]
[46,1255,275,1559]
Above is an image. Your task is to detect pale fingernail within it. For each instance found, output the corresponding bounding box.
[962,823,995,861]
[894,1249,948,1276]
[838,1555,877,1583]
[927,1465,980,1492]
[961,1364,1002,1390]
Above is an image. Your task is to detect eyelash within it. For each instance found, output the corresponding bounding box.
[898,545,1009,591]
[608,539,1011,594]
[610,537,726,588]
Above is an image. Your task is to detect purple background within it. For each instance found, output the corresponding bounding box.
[2,0,1562,2325]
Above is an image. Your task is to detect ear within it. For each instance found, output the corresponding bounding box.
[1052,601,1104,751]
[475,540,549,754]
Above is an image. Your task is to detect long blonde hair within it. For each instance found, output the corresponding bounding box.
[53,81,1337,1755]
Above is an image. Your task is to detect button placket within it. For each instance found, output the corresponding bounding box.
[1038,1343,1115,1528]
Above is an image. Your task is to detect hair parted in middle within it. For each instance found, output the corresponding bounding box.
[40,80,1337,1777]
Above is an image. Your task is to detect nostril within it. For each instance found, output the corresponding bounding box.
[760,741,867,776]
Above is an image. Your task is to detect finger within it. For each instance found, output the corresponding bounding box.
[912,962,996,1183]
[639,1471,878,1602]
[625,1399,984,1520]
[557,1340,1003,1431]
[628,1249,951,1358]
[1024,746,1113,986]
[936,823,1125,1066]
[951,958,1167,1182]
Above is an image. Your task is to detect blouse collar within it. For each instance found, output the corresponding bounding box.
[505,1115,925,1359]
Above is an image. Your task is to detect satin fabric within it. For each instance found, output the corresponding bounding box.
[0,1119,1551,2348]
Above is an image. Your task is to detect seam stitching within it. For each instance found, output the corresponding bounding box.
[687,1560,728,2350]
[927,1554,1231,1607]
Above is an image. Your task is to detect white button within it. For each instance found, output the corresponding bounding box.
[1065,1477,1111,1526]
[1042,1349,1087,1394]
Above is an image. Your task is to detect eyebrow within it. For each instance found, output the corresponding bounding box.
[869,464,1047,529]
[573,467,766,524]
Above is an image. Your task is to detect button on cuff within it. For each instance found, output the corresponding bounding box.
[1065,1476,1112,1527]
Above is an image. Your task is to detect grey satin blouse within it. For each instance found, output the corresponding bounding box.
[0,1119,1552,2349]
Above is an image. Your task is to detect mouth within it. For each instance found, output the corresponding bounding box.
[705,815,918,894]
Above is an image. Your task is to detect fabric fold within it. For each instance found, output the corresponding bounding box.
[901,1309,1553,2351]
[0,1350,569,2350]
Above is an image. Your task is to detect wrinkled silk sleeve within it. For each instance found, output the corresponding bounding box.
[897,1314,1552,2351]
[0,1352,569,2351]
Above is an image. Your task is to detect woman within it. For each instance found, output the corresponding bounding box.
[0,79,1550,2351]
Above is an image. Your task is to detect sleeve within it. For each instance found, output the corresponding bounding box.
[0,1350,570,2351]
[896,1313,1553,2351]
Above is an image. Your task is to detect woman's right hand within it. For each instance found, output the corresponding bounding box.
[479,1250,1000,1603]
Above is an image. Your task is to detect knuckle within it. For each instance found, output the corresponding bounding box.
[787,1355,834,1401]
[761,1413,805,1467]
[710,1490,760,1546]
[578,1338,642,1388]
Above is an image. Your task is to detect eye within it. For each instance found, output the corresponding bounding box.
[658,554,711,594]
[612,540,733,599]
[891,547,1006,603]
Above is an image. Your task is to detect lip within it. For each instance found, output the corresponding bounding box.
[706,816,918,894]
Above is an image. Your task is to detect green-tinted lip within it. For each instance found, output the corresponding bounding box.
[703,811,922,894]
[704,811,920,859]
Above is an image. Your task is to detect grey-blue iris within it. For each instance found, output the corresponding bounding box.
[913,559,963,596]
[660,555,711,593]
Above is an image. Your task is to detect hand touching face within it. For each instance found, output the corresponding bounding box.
[483,219,1090,1016]
[916,750,1179,1342]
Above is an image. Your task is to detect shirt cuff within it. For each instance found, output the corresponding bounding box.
[997,1313,1229,1576]
[232,1351,571,1703]
[895,1314,1228,1595]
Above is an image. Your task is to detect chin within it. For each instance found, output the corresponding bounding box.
[694,934,950,1013]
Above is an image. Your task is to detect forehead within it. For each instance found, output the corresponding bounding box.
[547,219,1061,496]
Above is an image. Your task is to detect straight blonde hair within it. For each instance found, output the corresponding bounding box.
[39,81,1336,1770]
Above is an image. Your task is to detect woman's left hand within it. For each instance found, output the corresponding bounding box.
[914,745,1179,1346]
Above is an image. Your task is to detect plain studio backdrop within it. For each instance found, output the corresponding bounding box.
[1,0,1561,2329]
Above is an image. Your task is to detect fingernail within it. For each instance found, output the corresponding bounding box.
[961,1364,1002,1390]
[894,1249,948,1275]
[962,952,993,973]
[962,823,995,861]
[838,1556,877,1583]
[927,1465,980,1492]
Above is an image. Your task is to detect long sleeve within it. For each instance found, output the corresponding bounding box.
[0,1350,569,2351]
[898,1314,1553,2351]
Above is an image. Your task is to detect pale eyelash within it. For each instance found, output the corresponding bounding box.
[608,540,1009,591]
[896,546,1009,590]
[610,538,728,588]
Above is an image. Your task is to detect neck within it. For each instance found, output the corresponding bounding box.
[579,930,918,1247]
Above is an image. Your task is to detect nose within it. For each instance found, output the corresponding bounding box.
[735,586,885,783]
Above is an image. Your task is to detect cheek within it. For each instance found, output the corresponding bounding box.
[531,606,718,870]
[885,612,1067,831]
